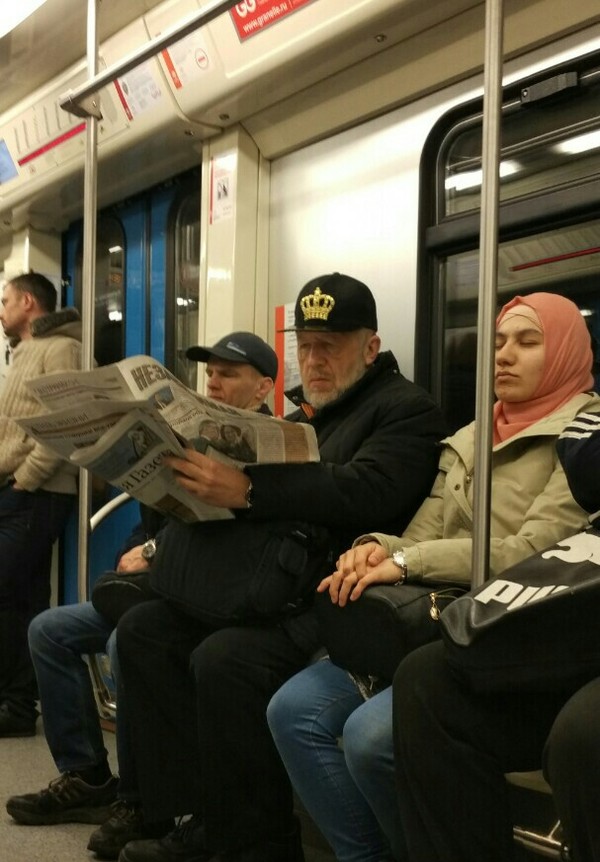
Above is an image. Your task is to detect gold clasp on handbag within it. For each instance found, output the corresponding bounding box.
[429,588,465,621]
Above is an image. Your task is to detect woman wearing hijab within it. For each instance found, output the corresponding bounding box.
[267,292,600,862]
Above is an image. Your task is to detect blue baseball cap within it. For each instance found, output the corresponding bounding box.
[186,332,278,380]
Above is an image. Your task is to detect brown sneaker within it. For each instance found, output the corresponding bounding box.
[6,772,118,825]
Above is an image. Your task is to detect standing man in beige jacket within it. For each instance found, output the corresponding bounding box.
[0,272,82,737]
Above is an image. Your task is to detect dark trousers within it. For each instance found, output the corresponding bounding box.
[392,641,578,862]
[543,677,600,862]
[0,485,74,717]
[117,599,310,853]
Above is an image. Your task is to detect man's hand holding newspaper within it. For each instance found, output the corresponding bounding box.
[164,449,251,511]
[16,355,319,523]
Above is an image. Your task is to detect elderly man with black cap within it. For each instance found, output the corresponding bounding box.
[114,274,446,862]
[5,332,278,858]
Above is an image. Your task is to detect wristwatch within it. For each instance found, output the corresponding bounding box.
[244,480,254,509]
[391,550,408,584]
[141,538,157,562]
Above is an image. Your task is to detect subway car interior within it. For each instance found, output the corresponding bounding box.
[1,0,600,859]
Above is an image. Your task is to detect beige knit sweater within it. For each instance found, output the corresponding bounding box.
[0,309,83,494]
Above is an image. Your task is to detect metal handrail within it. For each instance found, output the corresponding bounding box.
[87,492,134,720]
[59,0,239,119]
[470,0,504,589]
[90,491,132,532]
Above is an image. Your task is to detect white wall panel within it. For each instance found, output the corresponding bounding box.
[268,98,460,379]
[267,24,600,383]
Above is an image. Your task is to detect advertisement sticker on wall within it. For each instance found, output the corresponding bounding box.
[230,0,316,43]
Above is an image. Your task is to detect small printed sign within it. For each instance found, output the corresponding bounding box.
[209,153,237,225]
[274,303,300,417]
[161,31,212,90]
[114,63,162,120]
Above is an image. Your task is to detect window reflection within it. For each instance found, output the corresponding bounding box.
[75,217,125,366]
[172,193,200,389]
[442,220,600,431]
[444,77,600,217]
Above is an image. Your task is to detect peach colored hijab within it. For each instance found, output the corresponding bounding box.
[493,292,594,445]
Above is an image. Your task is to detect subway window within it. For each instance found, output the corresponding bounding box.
[75,216,125,366]
[168,186,201,390]
[418,51,600,432]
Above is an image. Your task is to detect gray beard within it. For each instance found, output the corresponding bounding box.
[303,366,367,411]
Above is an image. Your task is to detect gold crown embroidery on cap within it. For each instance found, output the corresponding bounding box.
[300,287,335,321]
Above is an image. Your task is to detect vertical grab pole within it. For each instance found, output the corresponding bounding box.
[77,0,99,602]
[471,0,504,589]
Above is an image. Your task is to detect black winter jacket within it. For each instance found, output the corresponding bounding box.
[152,351,446,653]
[246,351,445,552]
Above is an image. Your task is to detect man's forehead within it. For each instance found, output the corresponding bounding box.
[296,330,356,344]
[206,358,251,373]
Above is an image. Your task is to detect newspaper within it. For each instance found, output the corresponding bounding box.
[17,355,319,523]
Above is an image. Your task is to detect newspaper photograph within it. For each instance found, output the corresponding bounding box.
[69,408,234,523]
[17,355,319,522]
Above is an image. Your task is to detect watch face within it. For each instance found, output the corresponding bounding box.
[142,539,156,560]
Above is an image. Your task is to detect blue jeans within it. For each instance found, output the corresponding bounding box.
[267,658,406,862]
[28,601,136,798]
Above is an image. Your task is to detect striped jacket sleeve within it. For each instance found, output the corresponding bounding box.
[557,411,600,518]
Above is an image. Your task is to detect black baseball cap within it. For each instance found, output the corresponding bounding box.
[283,272,378,332]
[186,332,278,380]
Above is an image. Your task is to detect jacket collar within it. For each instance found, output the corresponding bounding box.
[446,391,600,463]
[285,350,400,419]
[30,307,81,338]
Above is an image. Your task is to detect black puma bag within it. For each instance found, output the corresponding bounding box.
[439,527,600,692]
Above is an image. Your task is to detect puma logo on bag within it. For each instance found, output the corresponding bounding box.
[541,530,600,566]
[474,579,569,611]
[472,531,600,612]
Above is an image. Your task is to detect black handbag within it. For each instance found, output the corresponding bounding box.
[91,569,158,626]
[316,582,465,683]
[150,518,333,628]
[439,527,600,692]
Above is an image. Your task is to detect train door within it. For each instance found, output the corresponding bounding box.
[416,49,600,432]
[60,167,200,603]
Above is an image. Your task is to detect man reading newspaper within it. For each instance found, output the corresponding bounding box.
[17,338,317,524]
[114,273,446,862]
[6,333,280,860]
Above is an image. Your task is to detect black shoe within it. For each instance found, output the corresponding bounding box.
[118,815,211,862]
[218,821,305,862]
[0,703,37,738]
[88,799,174,860]
[6,772,119,825]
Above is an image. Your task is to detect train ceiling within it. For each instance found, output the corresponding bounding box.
[0,0,166,116]
[0,0,598,233]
